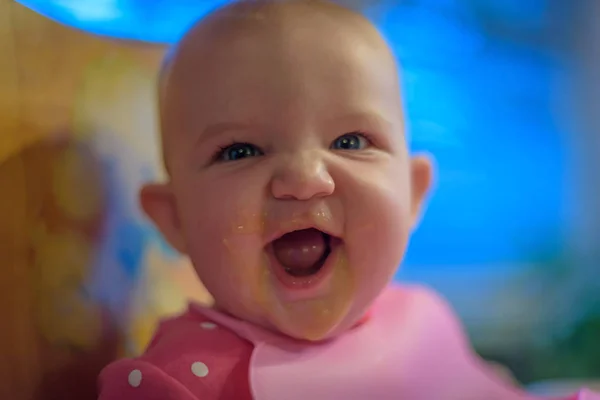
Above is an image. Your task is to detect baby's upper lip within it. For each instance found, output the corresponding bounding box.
[264,221,341,246]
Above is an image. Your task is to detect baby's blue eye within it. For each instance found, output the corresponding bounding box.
[219,143,263,162]
[331,133,368,150]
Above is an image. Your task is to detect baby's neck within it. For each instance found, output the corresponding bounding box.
[209,302,372,341]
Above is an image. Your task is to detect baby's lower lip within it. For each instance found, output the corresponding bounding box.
[266,238,341,301]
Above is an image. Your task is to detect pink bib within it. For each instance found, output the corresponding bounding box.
[192,285,540,400]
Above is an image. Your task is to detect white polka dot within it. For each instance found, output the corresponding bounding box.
[200,322,217,330]
[191,361,209,377]
[128,369,143,387]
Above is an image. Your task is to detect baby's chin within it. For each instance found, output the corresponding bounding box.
[258,258,361,342]
[210,248,378,342]
[272,308,365,342]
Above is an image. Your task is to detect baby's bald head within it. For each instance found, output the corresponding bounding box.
[157,0,399,173]
[144,1,432,342]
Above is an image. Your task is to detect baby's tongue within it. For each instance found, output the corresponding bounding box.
[272,229,326,274]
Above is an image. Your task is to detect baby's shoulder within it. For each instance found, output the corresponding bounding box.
[143,306,254,366]
[98,307,253,399]
[382,283,470,346]
[383,283,461,320]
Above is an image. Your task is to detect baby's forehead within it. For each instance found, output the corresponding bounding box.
[160,0,382,81]
[158,1,401,168]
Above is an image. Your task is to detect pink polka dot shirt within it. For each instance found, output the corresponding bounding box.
[98,285,600,400]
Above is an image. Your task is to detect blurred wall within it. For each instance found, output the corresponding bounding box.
[573,0,600,270]
[0,1,209,399]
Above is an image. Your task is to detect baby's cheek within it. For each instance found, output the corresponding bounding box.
[199,232,267,319]
[344,178,411,290]
[348,179,410,244]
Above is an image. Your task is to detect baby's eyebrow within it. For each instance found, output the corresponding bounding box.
[199,121,261,142]
[197,112,396,142]
[331,111,395,133]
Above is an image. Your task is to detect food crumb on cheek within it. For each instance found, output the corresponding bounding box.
[231,210,267,235]
[216,235,272,320]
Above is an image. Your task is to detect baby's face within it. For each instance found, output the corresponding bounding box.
[150,10,431,340]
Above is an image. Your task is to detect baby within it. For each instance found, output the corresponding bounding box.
[98,1,600,399]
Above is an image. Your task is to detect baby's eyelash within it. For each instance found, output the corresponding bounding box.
[212,139,241,161]
[210,130,376,163]
[349,130,376,145]
[351,130,371,140]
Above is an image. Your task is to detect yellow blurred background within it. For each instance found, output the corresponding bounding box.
[0,1,210,398]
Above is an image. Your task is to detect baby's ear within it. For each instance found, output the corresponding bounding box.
[139,183,186,254]
[409,154,434,229]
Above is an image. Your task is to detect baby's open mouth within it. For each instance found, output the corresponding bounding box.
[271,228,333,277]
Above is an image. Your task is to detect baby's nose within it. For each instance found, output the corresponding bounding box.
[271,152,335,201]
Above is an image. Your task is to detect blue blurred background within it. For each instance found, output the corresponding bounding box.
[14,0,574,265]
[10,0,600,392]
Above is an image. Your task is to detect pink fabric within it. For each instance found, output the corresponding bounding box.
[98,285,600,400]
